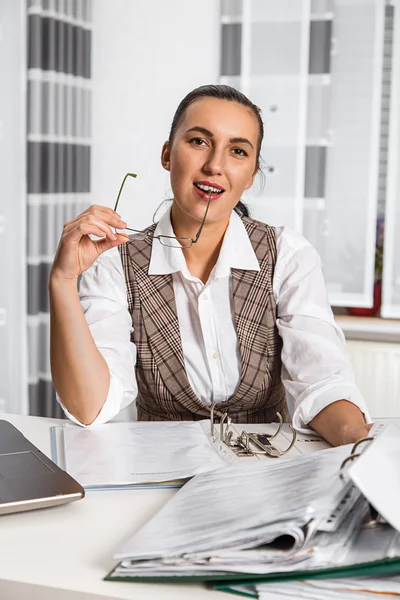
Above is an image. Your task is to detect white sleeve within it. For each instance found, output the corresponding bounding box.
[56,246,138,427]
[274,227,371,435]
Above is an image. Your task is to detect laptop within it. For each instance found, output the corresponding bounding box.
[0,420,84,515]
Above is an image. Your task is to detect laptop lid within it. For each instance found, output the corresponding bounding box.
[0,420,84,515]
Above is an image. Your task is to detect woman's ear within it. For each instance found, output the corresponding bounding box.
[244,169,257,191]
[161,142,171,171]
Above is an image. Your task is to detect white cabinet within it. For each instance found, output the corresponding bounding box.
[346,339,400,419]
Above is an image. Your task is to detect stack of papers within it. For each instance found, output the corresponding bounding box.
[227,575,400,598]
[105,425,400,587]
[255,576,400,599]
[50,420,330,490]
[51,420,240,490]
[107,445,368,577]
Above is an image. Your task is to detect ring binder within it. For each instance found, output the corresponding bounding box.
[107,427,400,586]
[340,436,375,473]
[209,407,297,458]
[340,435,386,530]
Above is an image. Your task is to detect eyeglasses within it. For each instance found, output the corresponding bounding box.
[113,173,211,248]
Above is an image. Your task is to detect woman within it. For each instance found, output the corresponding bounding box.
[50,84,371,446]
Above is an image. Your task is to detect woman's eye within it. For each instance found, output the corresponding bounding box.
[189,137,207,146]
[232,148,248,157]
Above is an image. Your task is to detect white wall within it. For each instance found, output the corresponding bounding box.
[91,0,221,229]
[0,0,28,414]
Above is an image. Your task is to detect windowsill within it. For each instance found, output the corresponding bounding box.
[335,315,400,343]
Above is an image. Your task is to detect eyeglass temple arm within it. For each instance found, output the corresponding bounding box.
[193,192,212,242]
[114,173,137,212]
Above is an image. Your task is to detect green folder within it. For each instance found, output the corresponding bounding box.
[105,426,400,590]
[213,559,400,597]
[104,555,400,587]
[104,524,400,588]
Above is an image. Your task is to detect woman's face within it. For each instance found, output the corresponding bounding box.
[161,97,259,225]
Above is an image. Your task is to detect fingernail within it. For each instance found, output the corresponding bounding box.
[118,220,127,227]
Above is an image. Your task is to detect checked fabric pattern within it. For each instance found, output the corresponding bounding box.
[119,217,288,423]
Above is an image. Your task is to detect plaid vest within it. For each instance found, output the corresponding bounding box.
[118,216,288,423]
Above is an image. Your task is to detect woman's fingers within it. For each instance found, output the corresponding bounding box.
[81,205,127,227]
[51,206,129,279]
[64,206,126,233]
[342,423,374,445]
[63,213,127,243]
[94,233,128,255]
[81,204,122,218]
[63,218,115,243]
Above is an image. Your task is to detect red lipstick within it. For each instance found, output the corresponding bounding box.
[193,181,225,201]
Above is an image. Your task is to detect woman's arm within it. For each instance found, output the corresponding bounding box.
[309,400,372,446]
[50,274,111,425]
[50,205,128,425]
[274,227,372,444]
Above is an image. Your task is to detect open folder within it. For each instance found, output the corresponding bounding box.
[105,424,400,590]
[50,420,237,490]
[50,417,329,491]
[233,575,400,599]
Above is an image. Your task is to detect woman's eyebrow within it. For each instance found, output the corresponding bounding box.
[230,136,254,149]
[185,126,254,149]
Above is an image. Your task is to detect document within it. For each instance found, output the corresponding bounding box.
[51,419,330,490]
[227,575,400,599]
[51,420,240,489]
[106,426,400,587]
[256,575,400,599]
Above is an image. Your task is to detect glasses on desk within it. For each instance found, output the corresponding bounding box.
[113,172,212,248]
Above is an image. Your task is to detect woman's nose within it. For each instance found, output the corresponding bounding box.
[202,147,224,176]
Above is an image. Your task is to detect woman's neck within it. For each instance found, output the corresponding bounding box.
[170,202,230,284]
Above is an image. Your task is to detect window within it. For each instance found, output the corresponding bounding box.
[221,0,399,315]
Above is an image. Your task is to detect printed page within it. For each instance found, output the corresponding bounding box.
[113,445,352,565]
[62,420,236,487]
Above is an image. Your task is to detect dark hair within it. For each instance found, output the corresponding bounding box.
[168,84,265,218]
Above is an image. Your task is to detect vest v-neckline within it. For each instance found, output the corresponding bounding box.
[131,220,276,416]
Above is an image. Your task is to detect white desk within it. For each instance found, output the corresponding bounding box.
[0,414,225,600]
[0,415,397,600]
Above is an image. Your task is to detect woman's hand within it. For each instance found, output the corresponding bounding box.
[341,422,374,445]
[50,205,127,281]
[309,400,372,446]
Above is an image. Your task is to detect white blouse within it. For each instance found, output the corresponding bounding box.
[58,208,370,433]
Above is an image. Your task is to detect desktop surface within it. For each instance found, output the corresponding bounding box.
[0,414,397,600]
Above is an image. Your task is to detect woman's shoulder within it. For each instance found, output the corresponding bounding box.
[274,225,316,255]
[273,225,323,281]
[242,216,317,258]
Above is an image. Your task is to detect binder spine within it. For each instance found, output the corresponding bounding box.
[210,408,297,458]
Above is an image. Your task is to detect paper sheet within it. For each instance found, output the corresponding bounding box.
[348,422,400,533]
[61,420,238,487]
[257,575,400,599]
[113,445,353,564]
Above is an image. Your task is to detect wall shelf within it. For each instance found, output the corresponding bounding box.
[335,315,400,343]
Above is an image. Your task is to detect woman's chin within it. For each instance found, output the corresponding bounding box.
[172,196,234,225]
